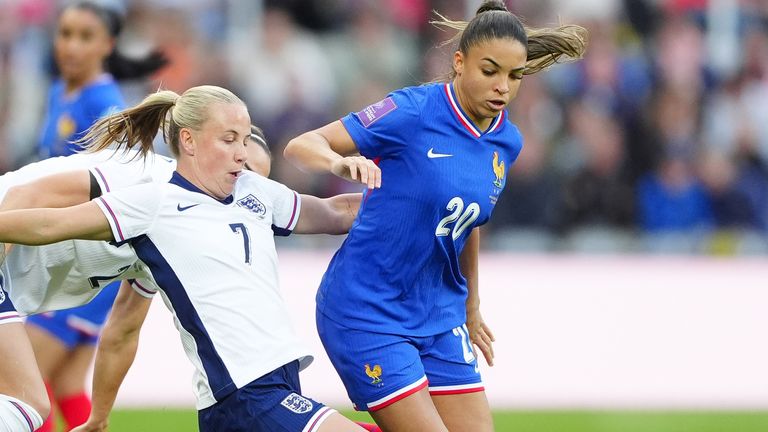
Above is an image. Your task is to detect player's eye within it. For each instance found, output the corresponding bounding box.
[482,69,494,76]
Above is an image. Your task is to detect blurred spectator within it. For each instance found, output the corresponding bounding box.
[697,150,764,230]
[556,101,635,232]
[236,6,336,121]
[637,153,713,232]
[322,1,418,108]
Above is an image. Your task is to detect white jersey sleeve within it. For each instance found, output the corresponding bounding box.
[90,153,176,194]
[122,260,159,298]
[128,278,159,298]
[94,183,162,242]
[251,174,301,236]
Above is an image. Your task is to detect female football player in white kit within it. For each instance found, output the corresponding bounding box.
[0,126,354,431]
[0,147,174,431]
[0,85,368,432]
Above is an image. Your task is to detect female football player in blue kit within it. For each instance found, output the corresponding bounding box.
[27,2,166,430]
[0,85,369,432]
[284,1,587,430]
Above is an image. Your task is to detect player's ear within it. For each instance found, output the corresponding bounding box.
[453,50,465,76]
[179,128,195,156]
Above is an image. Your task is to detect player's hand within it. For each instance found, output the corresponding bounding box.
[330,156,381,189]
[466,307,495,367]
[70,418,108,432]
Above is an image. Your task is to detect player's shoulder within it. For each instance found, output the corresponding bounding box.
[352,83,437,129]
[234,172,294,203]
[49,79,66,96]
[81,76,125,109]
[498,118,523,145]
[236,171,284,193]
[388,83,440,110]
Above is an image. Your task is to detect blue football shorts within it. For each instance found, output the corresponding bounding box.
[316,310,484,411]
[198,360,336,432]
[25,280,120,349]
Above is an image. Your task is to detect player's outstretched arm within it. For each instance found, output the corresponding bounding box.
[1,170,92,211]
[293,193,362,235]
[461,228,495,367]
[71,281,152,432]
[285,121,381,189]
[0,201,112,245]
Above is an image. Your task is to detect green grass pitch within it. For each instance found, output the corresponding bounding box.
[101,409,768,431]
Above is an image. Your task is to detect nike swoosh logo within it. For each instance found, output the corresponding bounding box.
[177,203,200,212]
[427,148,453,158]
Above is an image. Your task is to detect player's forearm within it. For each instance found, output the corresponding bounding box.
[0,208,78,245]
[88,326,141,422]
[461,228,481,309]
[328,193,362,234]
[0,206,111,245]
[284,131,342,173]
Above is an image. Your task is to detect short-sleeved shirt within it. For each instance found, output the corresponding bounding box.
[38,75,125,158]
[2,151,173,314]
[95,171,311,409]
[317,82,523,336]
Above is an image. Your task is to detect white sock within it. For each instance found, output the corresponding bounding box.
[0,395,43,432]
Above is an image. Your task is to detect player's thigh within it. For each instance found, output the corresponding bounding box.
[317,312,429,411]
[49,344,96,397]
[0,321,49,416]
[431,391,493,432]
[368,386,448,432]
[316,412,369,432]
[422,323,490,428]
[25,315,71,378]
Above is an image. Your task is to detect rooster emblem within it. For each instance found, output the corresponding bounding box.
[492,151,505,188]
[365,364,382,385]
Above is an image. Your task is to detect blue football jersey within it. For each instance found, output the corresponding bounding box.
[38,74,125,158]
[317,82,523,336]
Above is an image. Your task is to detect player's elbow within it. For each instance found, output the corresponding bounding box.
[100,319,141,350]
[2,184,40,210]
[283,135,304,163]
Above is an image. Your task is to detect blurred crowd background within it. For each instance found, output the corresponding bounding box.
[1,0,767,254]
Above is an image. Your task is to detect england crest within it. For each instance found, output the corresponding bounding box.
[237,194,266,218]
[280,393,313,414]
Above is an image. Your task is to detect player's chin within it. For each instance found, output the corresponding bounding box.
[219,179,236,196]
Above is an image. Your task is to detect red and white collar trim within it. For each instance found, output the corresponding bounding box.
[444,83,505,138]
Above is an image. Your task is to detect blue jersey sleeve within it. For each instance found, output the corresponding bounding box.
[340,86,426,159]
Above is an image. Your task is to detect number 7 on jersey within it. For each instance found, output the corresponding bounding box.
[229,223,251,264]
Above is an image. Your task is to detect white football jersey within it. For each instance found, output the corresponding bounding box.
[2,150,175,314]
[95,171,311,409]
